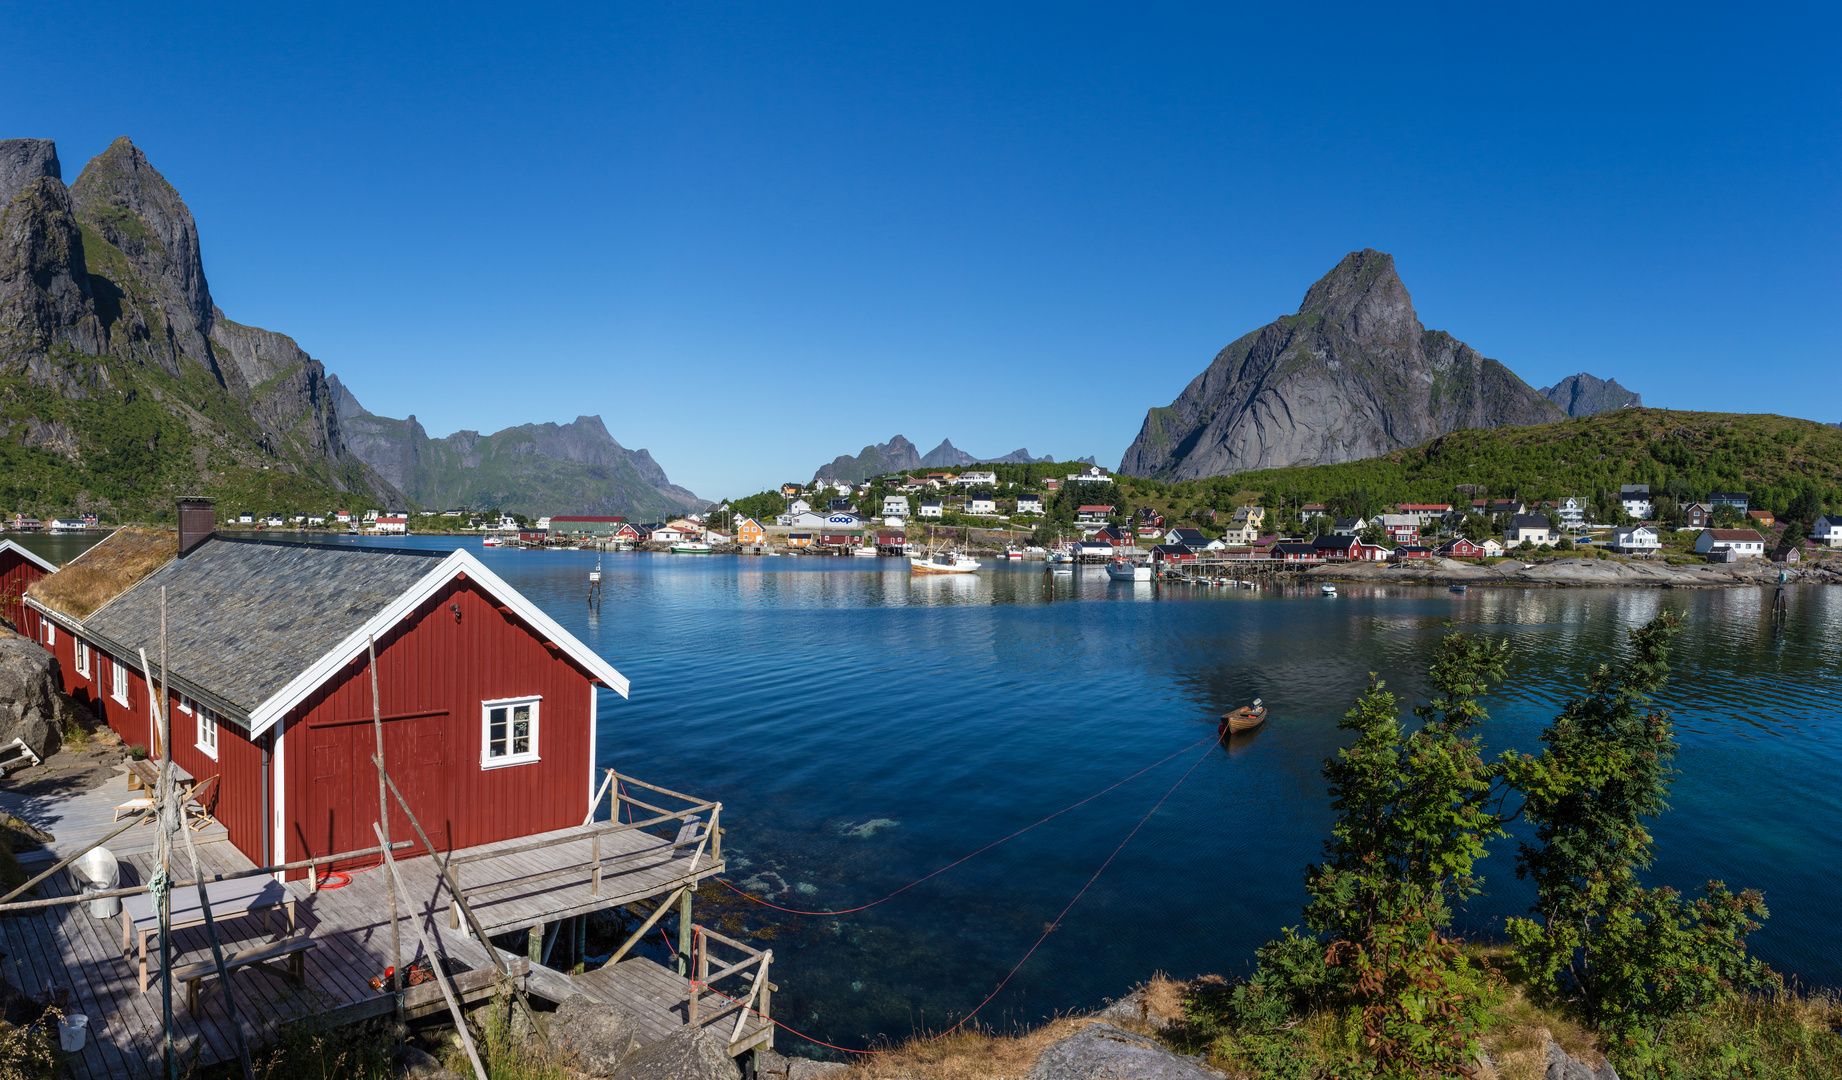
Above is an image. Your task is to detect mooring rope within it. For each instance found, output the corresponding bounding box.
[694,737,1219,1055]
[716,733,1218,916]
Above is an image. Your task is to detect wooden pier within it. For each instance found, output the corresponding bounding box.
[0,772,771,1078]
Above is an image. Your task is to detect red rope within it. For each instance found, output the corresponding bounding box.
[696,739,1218,1054]
[716,734,1217,916]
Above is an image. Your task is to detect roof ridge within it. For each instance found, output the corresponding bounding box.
[210,535,449,559]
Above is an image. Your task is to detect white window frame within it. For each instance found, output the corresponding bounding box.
[74,639,90,679]
[480,696,541,769]
[40,620,54,648]
[177,694,194,715]
[195,702,218,760]
[110,656,130,706]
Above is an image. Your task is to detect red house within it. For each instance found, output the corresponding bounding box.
[24,501,627,879]
[1437,537,1485,559]
[0,539,58,634]
[1390,545,1434,561]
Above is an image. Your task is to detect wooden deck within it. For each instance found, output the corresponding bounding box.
[0,813,751,1077]
[0,763,229,867]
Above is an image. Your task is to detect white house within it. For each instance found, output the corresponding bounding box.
[334,510,352,523]
[1066,466,1111,484]
[374,515,409,534]
[1693,529,1765,559]
[957,470,997,487]
[1554,497,1587,531]
[1610,525,1661,555]
[1015,494,1045,515]
[1077,504,1115,524]
[1506,514,1555,546]
[1479,538,1505,556]
[650,525,687,543]
[1619,485,1653,520]
[264,515,285,528]
[1815,515,1842,547]
[786,498,812,516]
[1330,517,1367,537]
[1164,527,1225,551]
[918,500,944,519]
[966,495,997,515]
[237,511,255,524]
[881,494,910,518]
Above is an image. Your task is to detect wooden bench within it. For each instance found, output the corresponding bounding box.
[172,938,318,1013]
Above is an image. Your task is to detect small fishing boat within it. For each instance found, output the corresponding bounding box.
[671,541,713,554]
[1320,583,1337,595]
[1046,548,1075,565]
[910,550,981,574]
[851,544,878,557]
[482,535,502,547]
[1106,557,1152,582]
[1220,699,1267,736]
[1448,584,1467,593]
[1003,546,1024,560]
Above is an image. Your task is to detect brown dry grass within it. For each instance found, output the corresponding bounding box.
[839,1016,1090,1080]
[27,528,176,619]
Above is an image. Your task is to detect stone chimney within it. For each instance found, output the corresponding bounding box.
[178,497,215,557]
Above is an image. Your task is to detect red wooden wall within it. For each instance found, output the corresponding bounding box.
[0,551,49,634]
[280,575,596,878]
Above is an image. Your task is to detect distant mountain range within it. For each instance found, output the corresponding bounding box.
[812,436,1095,483]
[1539,373,1643,417]
[1119,250,1569,480]
[331,383,700,519]
[0,133,698,519]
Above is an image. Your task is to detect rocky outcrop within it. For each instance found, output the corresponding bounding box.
[814,435,1080,482]
[1029,1022,1223,1080]
[0,631,64,761]
[0,140,104,375]
[607,1026,739,1080]
[1540,373,1643,417]
[921,439,1060,468]
[549,994,645,1076]
[1119,250,1566,480]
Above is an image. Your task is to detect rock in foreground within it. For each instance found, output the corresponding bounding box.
[1029,1022,1224,1080]
[0,630,63,761]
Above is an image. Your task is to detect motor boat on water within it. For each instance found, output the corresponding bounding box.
[910,549,981,574]
[671,541,713,554]
[851,545,879,556]
[1449,584,1467,593]
[1003,546,1024,560]
[1220,699,1268,736]
[1046,548,1075,565]
[482,535,503,547]
[1320,583,1337,595]
[1105,557,1152,582]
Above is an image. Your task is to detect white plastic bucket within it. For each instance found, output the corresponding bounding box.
[59,1013,88,1052]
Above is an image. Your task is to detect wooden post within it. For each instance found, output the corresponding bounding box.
[606,886,685,967]
[368,636,402,1011]
[591,832,602,896]
[372,824,488,1080]
[677,887,693,976]
[528,920,545,966]
[758,951,774,1049]
[687,927,701,1024]
[709,804,722,865]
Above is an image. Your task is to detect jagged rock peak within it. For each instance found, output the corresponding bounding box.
[327,374,370,421]
[71,137,215,351]
[1296,248,1419,342]
[1540,372,1642,417]
[813,435,923,483]
[0,139,61,208]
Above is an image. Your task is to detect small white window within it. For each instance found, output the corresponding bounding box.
[40,620,54,648]
[111,657,130,706]
[177,694,193,715]
[480,697,540,768]
[74,640,90,679]
[196,703,218,759]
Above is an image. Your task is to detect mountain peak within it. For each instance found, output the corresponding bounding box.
[1539,373,1643,417]
[0,138,61,207]
[1296,248,1418,342]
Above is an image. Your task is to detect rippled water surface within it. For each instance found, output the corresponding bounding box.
[18,534,1842,1052]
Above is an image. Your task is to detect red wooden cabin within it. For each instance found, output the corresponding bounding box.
[24,502,627,879]
[0,539,58,636]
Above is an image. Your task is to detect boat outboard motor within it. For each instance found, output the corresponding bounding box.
[1252,698,1262,709]
[76,847,121,919]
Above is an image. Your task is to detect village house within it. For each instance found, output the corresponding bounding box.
[956,471,997,487]
[881,494,911,518]
[786,533,814,548]
[649,525,688,544]
[1147,544,1196,566]
[780,483,801,497]
[966,495,997,515]
[1330,516,1367,537]
[1270,543,1320,563]
[613,522,645,544]
[1066,466,1110,484]
[1709,492,1751,513]
[826,497,853,513]
[1390,545,1434,561]
[1015,493,1045,515]
[1747,510,1776,528]
[1620,485,1654,519]
[1681,502,1712,529]
[1694,528,1765,559]
[1378,514,1420,543]
[1505,514,1555,547]
[918,500,944,518]
[548,516,629,540]
[1814,515,1842,547]
[1610,525,1662,555]
[1396,504,1452,526]
[10,514,42,531]
[1164,527,1223,551]
[373,515,408,535]
[18,502,629,879]
[735,517,767,545]
[1437,537,1486,560]
[1092,525,1135,549]
[1077,504,1116,524]
[1232,506,1265,529]
[1298,504,1328,523]
[0,539,58,631]
[1552,497,1587,531]
[1043,479,1062,492]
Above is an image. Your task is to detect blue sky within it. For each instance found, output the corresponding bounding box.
[6,4,1837,500]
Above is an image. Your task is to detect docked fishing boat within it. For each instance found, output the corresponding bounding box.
[851,544,878,556]
[671,540,713,554]
[910,550,981,574]
[1220,699,1267,736]
[1448,584,1467,593]
[1320,583,1336,595]
[1003,545,1024,560]
[482,535,503,547]
[1105,557,1152,582]
[1046,548,1075,565]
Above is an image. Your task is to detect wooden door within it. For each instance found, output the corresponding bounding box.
[303,713,452,867]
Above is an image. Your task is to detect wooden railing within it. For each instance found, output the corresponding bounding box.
[443,768,722,928]
[688,924,774,1046]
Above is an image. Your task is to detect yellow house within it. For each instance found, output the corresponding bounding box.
[786,533,814,548]
[736,517,766,545]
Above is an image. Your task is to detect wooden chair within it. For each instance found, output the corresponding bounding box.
[113,797,155,822]
[184,775,220,831]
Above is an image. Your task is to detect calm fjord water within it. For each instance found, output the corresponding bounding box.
[21,535,1842,1053]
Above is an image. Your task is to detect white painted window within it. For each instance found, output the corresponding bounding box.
[111,656,130,706]
[177,694,193,715]
[40,620,54,648]
[481,697,540,768]
[75,639,90,679]
[196,703,218,760]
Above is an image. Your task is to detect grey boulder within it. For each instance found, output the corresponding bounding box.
[391,1044,465,1080]
[550,994,646,1077]
[1029,1022,1223,1080]
[0,632,63,761]
[1546,1036,1619,1080]
[609,1026,740,1080]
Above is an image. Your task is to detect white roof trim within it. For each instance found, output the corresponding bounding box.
[246,548,628,738]
[0,539,59,575]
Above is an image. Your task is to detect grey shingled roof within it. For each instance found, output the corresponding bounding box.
[83,537,447,724]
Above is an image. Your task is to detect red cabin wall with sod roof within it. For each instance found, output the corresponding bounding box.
[1,548,53,636]
[278,573,597,880]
